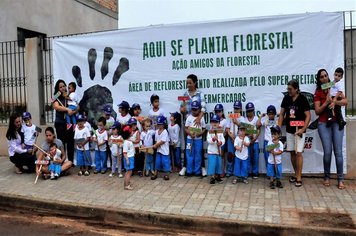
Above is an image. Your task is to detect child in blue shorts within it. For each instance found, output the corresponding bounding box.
[233,126,250,184]
[207,115,225,184]
[74,114,91,176]
[267,125,284,189]
[152,115,171,180]
[122,125,135,190]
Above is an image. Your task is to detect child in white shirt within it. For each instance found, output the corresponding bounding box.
[233,126,250,184]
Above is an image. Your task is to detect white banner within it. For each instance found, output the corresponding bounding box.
[53,12,346,174]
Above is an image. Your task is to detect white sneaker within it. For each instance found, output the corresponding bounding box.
[118,173,123,178]
[54,173,59,177]
[179,167,186,176]
[50,172,55,180]
[109,173,114,177]
[201,167,207,177]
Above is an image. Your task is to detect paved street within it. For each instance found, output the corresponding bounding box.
[0,156,355,233]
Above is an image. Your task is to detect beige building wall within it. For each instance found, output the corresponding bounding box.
[0,0,118,42]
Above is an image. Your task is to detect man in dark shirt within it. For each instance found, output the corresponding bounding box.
[278,80,310,187]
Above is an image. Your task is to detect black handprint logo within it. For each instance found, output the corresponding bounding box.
[71,47,129,123]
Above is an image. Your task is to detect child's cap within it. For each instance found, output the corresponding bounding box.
[210,114,220,123]
[150,94,159,104]
[118,101,130,109]
[131,103,141,110]
[191,100,201,109]
[22,112,31,120]
[233,101,242,109]
[156,115,167,125]
[170,112,180,120]
[270,125,281,134]
[103,105,113,114]
[267,105,277,115]
[214,104,224,111]
[110,121,121,130]
[245,102,255,112]
[76,114,85,122]
[127,117,137,125]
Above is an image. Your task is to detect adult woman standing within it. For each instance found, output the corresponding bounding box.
[278,80,311,187]
[53,80,77,163]
[179,74,207,176]
[36,127,72,178]
[6,113,36,174]
[314,69,347,189]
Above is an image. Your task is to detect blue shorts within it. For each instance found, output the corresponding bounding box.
[124,156,135,170]
[76,150,91,167]
[207,154,222,176]
[155,153,170,172]
[266,163,282,179]
[227,137,235,153]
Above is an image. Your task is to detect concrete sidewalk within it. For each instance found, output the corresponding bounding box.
[0,156,355,235]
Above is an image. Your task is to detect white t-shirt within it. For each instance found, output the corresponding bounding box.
[245,115,259,143]
[261,116,277,142]
[219,118,228,132]
[68,92,79,106]
[123,140,135,158]
[52,148,62,161]
[110,134,123,157]
[206,131,225,155]
[74,126,91,150]
[93,129,108,151]
[234,136,250,160]
[168,123,180,147]
[330,80,343,97]
[227,116,245,137]
[141,129,155,147]
[21,124,36,146]
[185,114,206,140]
[116,113,131,125]
[133,116,142,132]
[148,108,165,130]
[84,121,92,133]
[129,130,140,148]
[155,129,169,155]
[267,140,284,164]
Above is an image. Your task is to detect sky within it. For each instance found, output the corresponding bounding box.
[119,0,355,29]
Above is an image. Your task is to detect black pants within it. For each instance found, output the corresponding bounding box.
[55,122,75,162]
[10,153,36,172]
[134,148,145,172]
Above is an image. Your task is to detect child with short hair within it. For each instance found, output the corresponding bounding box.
[130,103,143,132]
[141,118,155,176]
[226,101,245,177]
[74,114,91,176]
[257,105,278,170]
[128,117,143,176]
[207,115,225,184]
[116,101,131,125]
[328,67,346,130]
[267,125,284,189]
[185,101,206,176]
[93,117,108,174]
[122,125,135,190]
[168,112,182,172]
[103,105,115,129]
[151,115,171,180]
[108,121,123,178]
[233,126,250,184]
[148,94,165,130]
[21,112,38,153]
[66,82,79,130]
[245,102,261,179]
[48,143,62,180]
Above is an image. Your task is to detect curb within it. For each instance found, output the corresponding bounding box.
[0,193,354,236]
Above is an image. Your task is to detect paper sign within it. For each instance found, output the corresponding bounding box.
[240,122,255,129]
[136,116,146,122]
[266,143,279,151]
[139,147,154,154]
[208,128,224,134]
[290,120,305,127]
[246,129,258,134]
[178,96,190,101]
[111,139,123,144]
[35,126,42,133]
[75,138,86,144]
[35,160,49,165]
[188,127,202,134]
[50,91,61,103]
[321,81,335,90]
[228,113,241,119]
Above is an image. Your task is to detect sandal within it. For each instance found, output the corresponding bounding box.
[323,179,330,187]
[232,178,237,184]
[295,180,303,187]
[289,176,296,183]
[15,167,23,174]
[124,185,134,190]
[338,182,346,190]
